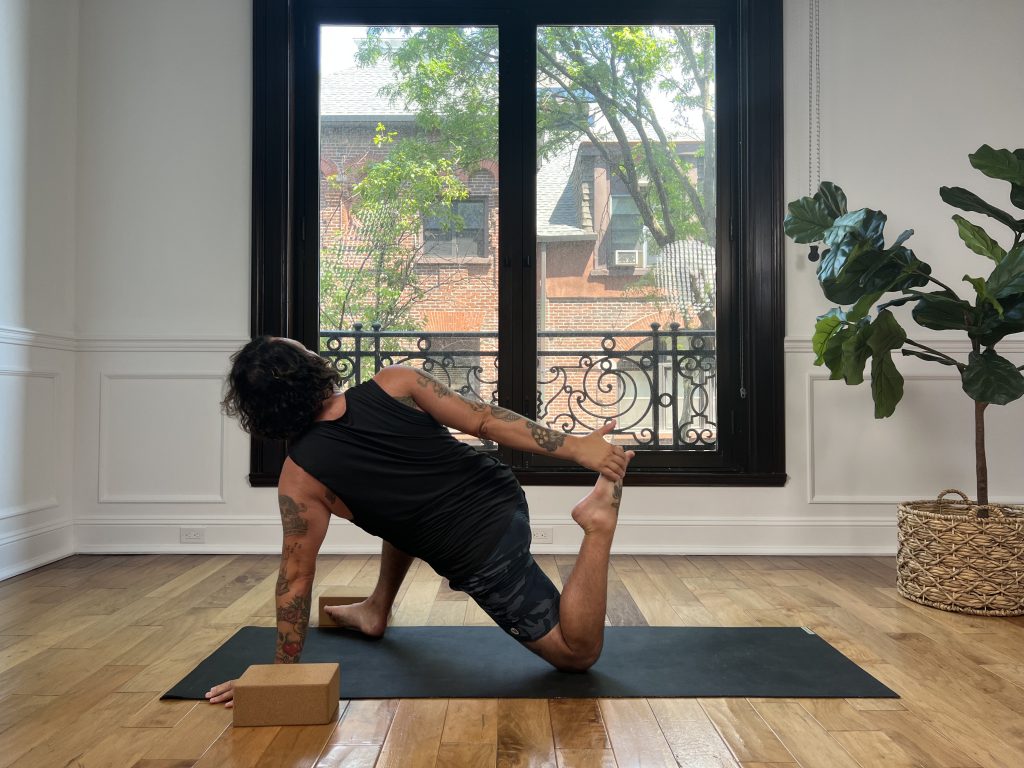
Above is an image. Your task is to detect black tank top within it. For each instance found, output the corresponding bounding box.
[287,379,521,581]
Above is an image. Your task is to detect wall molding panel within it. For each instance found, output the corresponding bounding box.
[0,369,61,521]
[98,372,227,504]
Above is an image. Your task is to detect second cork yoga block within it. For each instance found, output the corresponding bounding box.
[232,662,340,727]
[318,587,368,627]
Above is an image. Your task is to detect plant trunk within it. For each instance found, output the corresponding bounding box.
[975,400,989,505]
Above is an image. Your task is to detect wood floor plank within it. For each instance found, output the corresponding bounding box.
[190,723,282,768]
[124,697,196,728]
[852,709,981,768]
[47,724,165,768]
[329,699,398,746]
[860,662,1024,768]
[435,743,497,768]
[254,721,339,768]
[442,699,498,744]
[828,729,930,768]
[599,699,677,768]
[697,699,796,764]
[496,699,557,768]
[648,698,741,767]
[314,744,380,768]
[556,749,617,768]
[749,702,863,768]
[376,699,448,768]
[143,701,233,761]
[549,699,609,750]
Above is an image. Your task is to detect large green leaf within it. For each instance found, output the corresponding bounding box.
[969,145,1024,186]
[986,243,1024,298]
[871,351,904,418]
[911,290,975,332]
[816,182,848,219]
[940,186,1024,234]
[811,310,844,366]
[1012,183,1024,211]
[822,329,852,379]
[867,309,907,353]
[952,214,1006,263]
[963,274,1004,316]
[841,322,873,385]
[825,209,887,249]
[977,292,1024,347]
[961,350,1024,405]
[785,196,834,243]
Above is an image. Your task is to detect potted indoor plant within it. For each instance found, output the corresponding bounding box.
[784,144,1024,616]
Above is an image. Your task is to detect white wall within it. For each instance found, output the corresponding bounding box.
[0,0,79,579]
[4,0,1024,575]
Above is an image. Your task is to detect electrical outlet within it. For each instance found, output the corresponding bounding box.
[179,527,205,544]
[531,527,553,544]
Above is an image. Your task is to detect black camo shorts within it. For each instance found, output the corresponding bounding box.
[448,492,561,643]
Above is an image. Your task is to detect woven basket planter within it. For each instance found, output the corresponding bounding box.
[896,489,1024,616]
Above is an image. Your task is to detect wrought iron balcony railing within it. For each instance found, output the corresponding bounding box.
[321,323,717,450]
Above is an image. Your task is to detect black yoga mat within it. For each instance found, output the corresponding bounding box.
[163,626,897,700]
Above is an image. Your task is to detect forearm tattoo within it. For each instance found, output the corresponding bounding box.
[279,495,308,537]
[415,369,487,412]
[612,480,623,513]
[529,424,567,452]
[479,403,567,452]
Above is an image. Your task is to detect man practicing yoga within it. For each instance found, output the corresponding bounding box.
[206,335,634,706]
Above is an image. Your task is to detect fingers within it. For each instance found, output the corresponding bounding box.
[205,681,235,705]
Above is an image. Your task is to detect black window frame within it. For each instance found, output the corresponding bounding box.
[249,0,785,487]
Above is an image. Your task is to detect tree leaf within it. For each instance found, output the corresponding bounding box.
[847,291,883,323]
[963,274,1004,316]
[940,186,1024,233]
[841,322,873,385]
[901,348,959,366]
[977,292,1024,347]
[961,350,1024,405]
[811,310,844,366]
[969,144,1024,186]
[1012,183,1024,211]
[867,309,907,354]
[822,326,852,379]
[816,182,848,218]
[825,208,887,249]
[785,196,834,243]
[952,214,1006,263]
[912,290,975,332]
[871,351,904,418]
[891,228,914,249]
[986,243,1024,298]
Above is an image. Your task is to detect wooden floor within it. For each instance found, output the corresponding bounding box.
[1,553,1023,767]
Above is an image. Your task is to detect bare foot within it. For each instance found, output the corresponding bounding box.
[324,599,389,638]
[571,453,633,536]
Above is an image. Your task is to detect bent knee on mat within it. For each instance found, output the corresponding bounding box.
[526,625,603,672]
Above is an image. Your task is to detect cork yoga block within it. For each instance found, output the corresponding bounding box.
[318,587,368,627]
[232,663,340,727]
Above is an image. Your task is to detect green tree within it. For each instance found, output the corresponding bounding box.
[319,124,473,337]
[358,25,715,245]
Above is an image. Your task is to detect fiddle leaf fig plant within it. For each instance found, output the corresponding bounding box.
[785,145,1024,505]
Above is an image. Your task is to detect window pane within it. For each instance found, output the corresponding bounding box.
[318,25,499,446]
[536,25,718,450]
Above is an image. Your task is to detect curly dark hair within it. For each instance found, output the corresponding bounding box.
[221,336,341,440]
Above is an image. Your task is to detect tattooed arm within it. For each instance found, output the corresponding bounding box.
[205,483,330,706]
[376,366,629,482]
[274,492,329,663]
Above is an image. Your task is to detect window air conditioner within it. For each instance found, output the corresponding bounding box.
[613,249,640,266]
